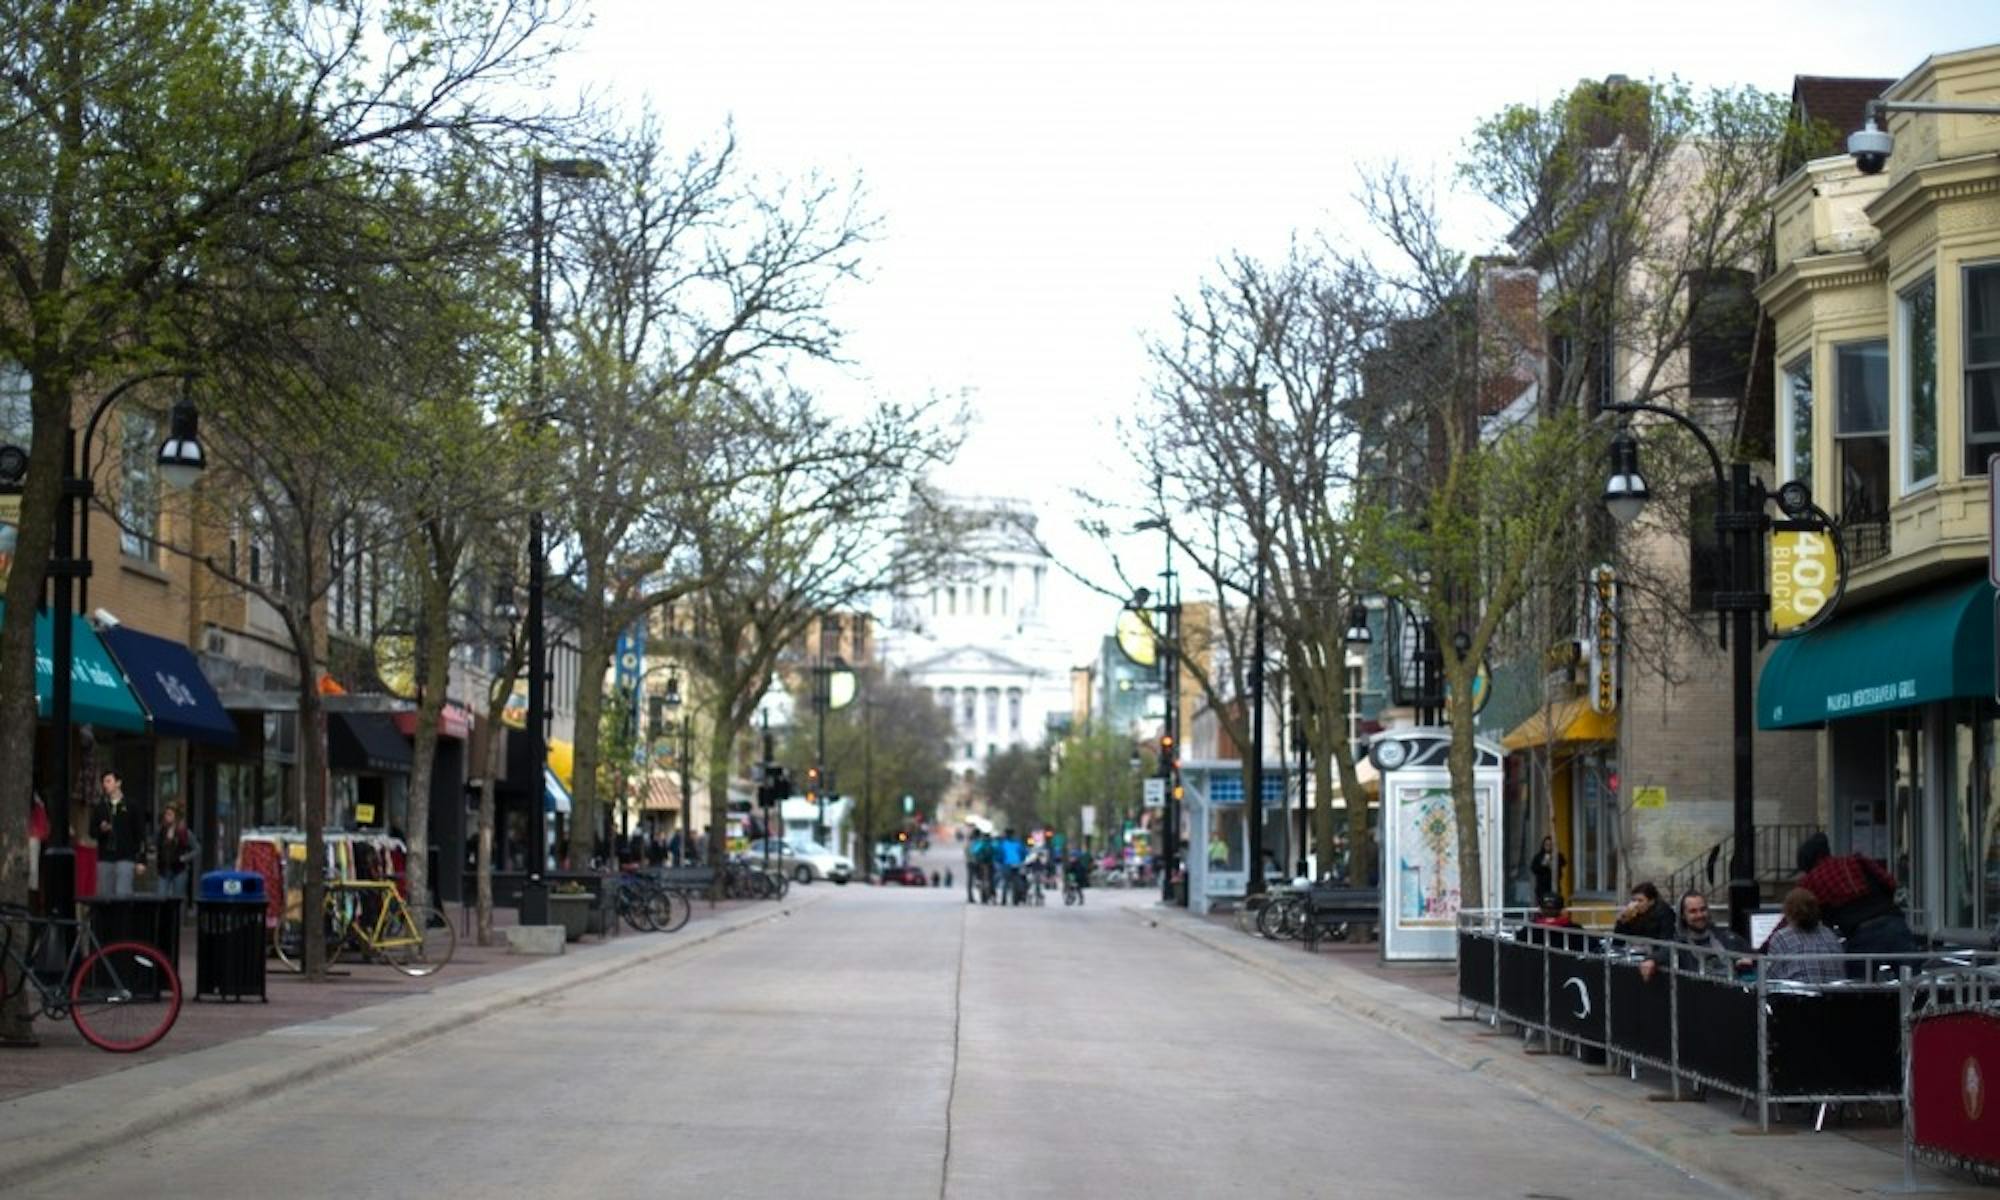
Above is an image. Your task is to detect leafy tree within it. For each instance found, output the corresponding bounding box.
[779,665,953,873]
[1042,729,1149,848]
[980,743,1045,834]
[0,0,571,1011]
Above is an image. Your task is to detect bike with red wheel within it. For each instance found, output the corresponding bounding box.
[0,901,181,1052]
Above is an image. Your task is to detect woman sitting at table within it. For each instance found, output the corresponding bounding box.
[1762,888,1844,985]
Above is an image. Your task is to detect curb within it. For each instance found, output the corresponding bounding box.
[1128,904,1863,1200]
[0,894,817,1190]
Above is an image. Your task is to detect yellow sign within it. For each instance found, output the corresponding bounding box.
[354,803,377,825]
[501,680,528,729]
[1632,786,1667,811]
[1115,609,1158,668]
[1770,529,1837,634]
[1587,565,1618,716]
[372,633,417,700]
[287,842,308,861]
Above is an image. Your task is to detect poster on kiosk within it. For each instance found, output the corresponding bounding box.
[1370,728,1503,962]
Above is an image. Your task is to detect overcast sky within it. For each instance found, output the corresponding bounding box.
[554,1,1998,663]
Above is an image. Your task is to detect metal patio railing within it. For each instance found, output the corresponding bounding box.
[1453,907,2000,1132]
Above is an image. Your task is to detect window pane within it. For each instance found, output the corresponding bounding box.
[1967,368,2000,477]
[1968,265,2000,366]
[1840,436,1889,520]
[1784,358,1813,484]
[119,411,160,561]
[1904,279,1937,483]
[1836,341,1888,434]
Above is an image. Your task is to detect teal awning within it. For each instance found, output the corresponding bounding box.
[1758,579,1994,729]
[0,601,149,733]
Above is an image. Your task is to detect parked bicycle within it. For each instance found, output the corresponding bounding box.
[617,870,692,933]
[1255,886,1309,941]
[273,879,454,977]
[0,902,181,1052]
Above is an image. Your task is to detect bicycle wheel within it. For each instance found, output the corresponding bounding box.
[70,941,181,1052]
[657,888,692,933]
[1256,901,1285,939]
[381,905,455,977]
[621,889,658,933]
[271,915,303,972]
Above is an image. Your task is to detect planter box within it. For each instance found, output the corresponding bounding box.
[548,893,591,942]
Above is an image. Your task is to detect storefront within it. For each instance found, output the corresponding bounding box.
[1759,575,1998,933]
[1500,699,1618,903]
[327,709,413,832]
[1178,760,1288,915]
[96,623,237,887]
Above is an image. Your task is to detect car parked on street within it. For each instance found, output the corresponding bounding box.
[745,838,852,884]
[879,864,927,887]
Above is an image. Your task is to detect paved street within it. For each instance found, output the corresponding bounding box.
[10,866,1720,1200]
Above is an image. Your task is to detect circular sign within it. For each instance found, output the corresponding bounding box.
[372,633,418,700]
[1370,737,1409,772]
[1115,609,1158,668]
[828,668,858,711]
[1966,1056,1986,1121]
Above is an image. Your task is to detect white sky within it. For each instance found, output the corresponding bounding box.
[556,0,1998,663]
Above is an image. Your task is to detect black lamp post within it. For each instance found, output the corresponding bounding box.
[11,376,206,920]
[1131,514,1181,905]
[524,154,606,906]
[1600,402,1843,937]
[660,673,694,866]
[810,616,855,846]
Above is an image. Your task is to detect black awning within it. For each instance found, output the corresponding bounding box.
[328,711,413,774]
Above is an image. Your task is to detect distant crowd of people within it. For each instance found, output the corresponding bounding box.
[962,827,1092,905]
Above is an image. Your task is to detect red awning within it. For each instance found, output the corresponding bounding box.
[392,703,473,741]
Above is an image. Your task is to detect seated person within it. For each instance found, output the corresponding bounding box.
[1639,891,1750,982]
[1523,894,1583,948]
[1761,887,1844,985]
[1613,881,1674,944]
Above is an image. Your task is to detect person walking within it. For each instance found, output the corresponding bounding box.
[153,803,198,903]
[1530,836,1566,903]
[91,771,145,897]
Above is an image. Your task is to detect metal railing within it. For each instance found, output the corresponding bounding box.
[1843,511,1891,569]
[1454,907,2000,1131]
[1661,824,1821,906]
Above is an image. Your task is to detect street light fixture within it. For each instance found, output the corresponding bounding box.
[1600,402,1845,936]
[1130,513,1181,904]
[524,152,608,904]
[1846,97,2000,176]
[6,374,207,920]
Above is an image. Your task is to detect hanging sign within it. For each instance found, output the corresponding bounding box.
[1142,778,1166,808]
[1770,529,1838,634]
[1585,565,1618,716]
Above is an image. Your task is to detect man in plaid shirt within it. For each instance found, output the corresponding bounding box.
[1795,832,1917,965]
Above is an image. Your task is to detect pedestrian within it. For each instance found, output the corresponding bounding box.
[1206,831,1228,870]
[91,771,145,896]
[153,803,198,903]
[1530,836,1565,902]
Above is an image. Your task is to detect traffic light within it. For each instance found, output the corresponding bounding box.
[758,764,794,807]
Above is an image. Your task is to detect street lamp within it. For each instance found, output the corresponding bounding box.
[7,373,206,920]
[1600,401,1843,936]
[524,153,607,905]
[1132,512,1182,905]
[1344,594,1443,728]
[810,615,856,845]
[660,674,694,866]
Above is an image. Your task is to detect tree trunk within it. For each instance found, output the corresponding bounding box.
[0,371,69,1040]
[474,719,498,946]
[1445,679,1484,911]
[566,603,612,872]
[404,574,452,913]
[296,623,330,980]
[704,722,736,898]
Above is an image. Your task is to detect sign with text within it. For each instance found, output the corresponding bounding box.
[1770,529,1838,634]
[1632,786,1667,811]
[1585,565,1618,715]
[1142,777,1166,808]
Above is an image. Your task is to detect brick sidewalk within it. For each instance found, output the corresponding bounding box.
[0,896,749,1105]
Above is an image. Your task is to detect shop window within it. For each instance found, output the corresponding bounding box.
[1834,341,1890,564]
[1899,276,1937,491]
[1890,709,1926,891]
[1965,264,2000,476]
[119,411,161,562]
[1779,355,1813,487]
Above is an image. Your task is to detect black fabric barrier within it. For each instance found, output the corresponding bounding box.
[1545,945,1609,1046]
[1607,959,1673,1064]
[1458,932,1495,1008]
[1765,987,1902,1097]
[1496,936,1546,1026]
[1674,973,1762,1093]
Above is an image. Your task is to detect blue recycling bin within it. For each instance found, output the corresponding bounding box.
[195,871,268,1002]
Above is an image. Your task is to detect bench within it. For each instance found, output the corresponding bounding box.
[650,866,717,891]
[1302,885,1380,951]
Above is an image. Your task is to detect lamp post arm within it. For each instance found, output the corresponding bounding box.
[1867,99,2000,121]
[1601,401,1725,490]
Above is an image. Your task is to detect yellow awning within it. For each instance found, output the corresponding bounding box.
[547,738,575,788]
[1501,699,1616,752]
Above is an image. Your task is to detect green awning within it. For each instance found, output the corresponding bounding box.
[1758,579,1994,729]
[0,601,148,733]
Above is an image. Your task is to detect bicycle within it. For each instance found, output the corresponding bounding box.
[273,879,454,977]
[618,871,692,933]
[0,902,181,1052]
[1255,888,1308,940]
[1062,873,1084,906]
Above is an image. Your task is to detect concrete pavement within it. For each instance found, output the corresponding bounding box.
[5,871,1724,1199]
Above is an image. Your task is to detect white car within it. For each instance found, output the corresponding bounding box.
[745,838,852,884]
